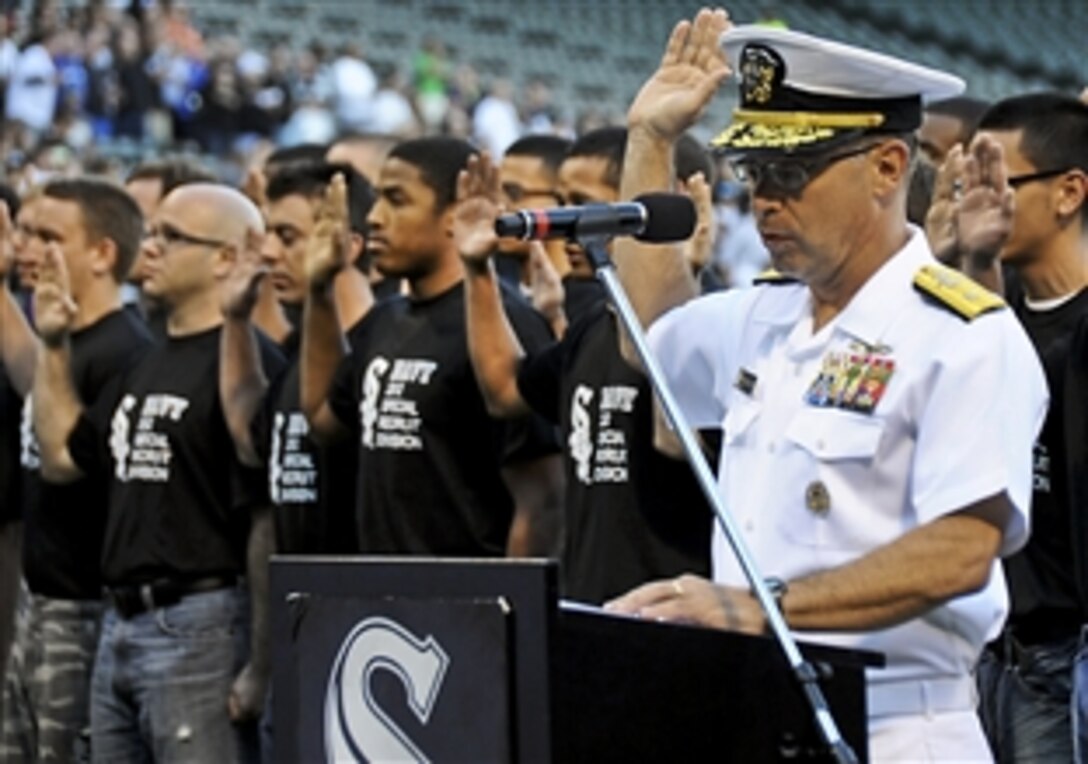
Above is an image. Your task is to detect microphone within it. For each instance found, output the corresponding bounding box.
[494,193,696,243]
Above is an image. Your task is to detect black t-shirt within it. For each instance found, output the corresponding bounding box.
[68,325,285,586]
[251,330,357,554]
[371,276,402,304]
[562,276,605,327]
[1058,316,1088,612]
[0,365,22,526]
[516,302,712,603]
[124,300,168,340]
[328,281,559,555]
[22,309,151,599]
[493,253,525,294]
[1004,288,1088,638]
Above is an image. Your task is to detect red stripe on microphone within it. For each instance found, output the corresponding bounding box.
[532,209,550,239]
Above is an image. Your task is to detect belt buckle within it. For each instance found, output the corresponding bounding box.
[110,587,139,619]
[139,584,157,614]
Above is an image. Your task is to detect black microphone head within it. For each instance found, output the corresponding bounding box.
[634,193,697,243]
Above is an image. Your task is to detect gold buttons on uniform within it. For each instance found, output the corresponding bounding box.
[805,480,831,516]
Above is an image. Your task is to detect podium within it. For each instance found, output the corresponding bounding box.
[271,557,880,762]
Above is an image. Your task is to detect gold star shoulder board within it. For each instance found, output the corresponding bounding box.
[753,269,799,286]
[912,263,1005,321]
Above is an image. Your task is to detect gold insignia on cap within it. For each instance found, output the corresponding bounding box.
[733,109,886,129]
[741,46,780,105]
[912,264,1005,321]
[805,481,831,516]
[711,121,837,150]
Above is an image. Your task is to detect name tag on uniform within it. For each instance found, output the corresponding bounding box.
[734,368,758,396]
[804,350,895,414]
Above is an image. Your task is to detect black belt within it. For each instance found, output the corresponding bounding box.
[988,626,1081,668]
[106,576,237,619]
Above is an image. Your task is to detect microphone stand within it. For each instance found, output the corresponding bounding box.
[580,233,858,764]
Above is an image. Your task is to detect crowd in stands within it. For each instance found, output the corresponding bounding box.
[0,0,592,190]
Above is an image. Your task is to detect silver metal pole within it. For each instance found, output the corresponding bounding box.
[585,237,858,764]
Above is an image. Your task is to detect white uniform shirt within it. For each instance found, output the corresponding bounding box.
[649,228,1047,689]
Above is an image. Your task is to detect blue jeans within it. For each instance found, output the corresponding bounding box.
[89,588,253,764]
[977,630,1084,763]
[1073,627,1088,763]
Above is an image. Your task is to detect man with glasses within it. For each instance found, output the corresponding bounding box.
[455,130,714,605]
[935,92,1088,761]
[604,14,1046,759]
[32,183,283,762]
[0,179,150,763]
[120,161,217,340]
[492,135,572,337]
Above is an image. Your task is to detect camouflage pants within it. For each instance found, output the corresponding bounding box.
[0,523,21,680]
[0,584,102,763]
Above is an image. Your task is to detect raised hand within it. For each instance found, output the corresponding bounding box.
[221,228,268,319]
[957,133,1014,264]
[453,152,502,265]
[242,166,268,213]
[628,7,732,140]
[925,144,967,266]
[528,241,565,324]
[305,173,351,290]
[0,202,11,282]
[681,172,715,272]
[33,244,78,347]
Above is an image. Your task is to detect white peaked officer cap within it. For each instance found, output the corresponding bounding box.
[711,26,966,156]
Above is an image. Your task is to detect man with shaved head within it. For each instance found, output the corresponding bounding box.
[33,183,284,762]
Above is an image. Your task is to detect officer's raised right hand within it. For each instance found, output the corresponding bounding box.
[627,7,732,141]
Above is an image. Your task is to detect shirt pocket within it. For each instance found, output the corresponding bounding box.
[777,408,887,551]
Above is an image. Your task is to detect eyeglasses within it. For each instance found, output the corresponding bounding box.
[146,223,230,251]
[1007,167,1073,189]
[501,182,560,204]
[729,143,880,194]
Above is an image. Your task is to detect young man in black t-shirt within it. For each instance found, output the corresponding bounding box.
[302,137,563,557]
[32,183,282,762]
[220,162,376,555]
[938,93,1088,760]
[0,187,24,687]
[0,179,151,763]
[0,365,21,674]
[492,135,571,331]
[457,142,714,604]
